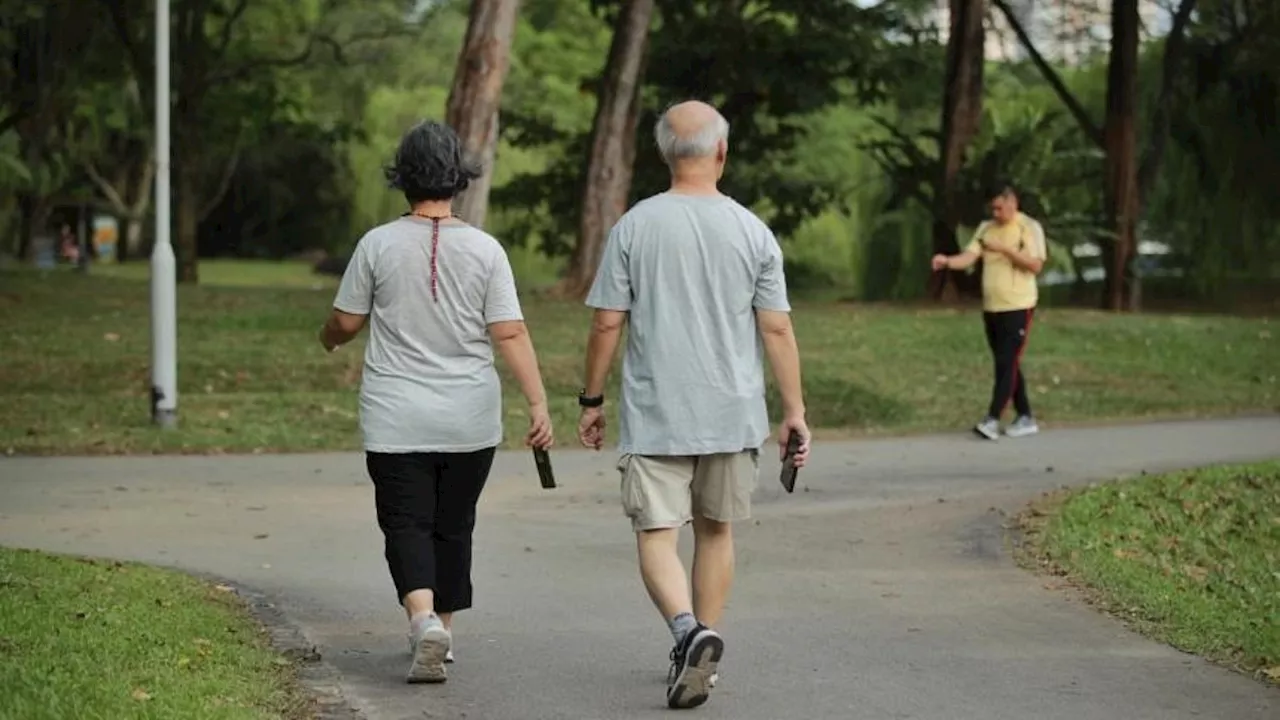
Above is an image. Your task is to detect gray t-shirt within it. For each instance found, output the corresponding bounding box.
[585,192,791,456]
[333,216,523,453]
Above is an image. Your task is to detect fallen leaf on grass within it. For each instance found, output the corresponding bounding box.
[104,333,120,342]
[1113,548,1139,560]
[1263,666,1280,681]
[1183,565,1210,583]
[213,584,235,593]
[131,688,151,701]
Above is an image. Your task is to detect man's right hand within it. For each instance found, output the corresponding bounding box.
[778,415,811,468]
[931,254,949,271]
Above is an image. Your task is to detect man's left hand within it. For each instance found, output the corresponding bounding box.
[578,407,606,450]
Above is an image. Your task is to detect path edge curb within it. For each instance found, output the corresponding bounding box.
[199,572,365,720]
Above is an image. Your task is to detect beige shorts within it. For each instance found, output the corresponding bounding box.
[616,451,760,531]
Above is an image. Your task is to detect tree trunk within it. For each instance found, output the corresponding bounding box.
[444,0,521,228]
[176,169,199,284]
[932,0,985,301]
[1100,0,1139,311]
[561,0,654,299]
[123,216,145,261]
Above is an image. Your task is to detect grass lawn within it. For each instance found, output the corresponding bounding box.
[0,547,306,719]
[1019,461,1280,684]
[0,264,1276,454]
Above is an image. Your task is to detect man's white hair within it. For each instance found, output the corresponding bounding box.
[654,105,729,164]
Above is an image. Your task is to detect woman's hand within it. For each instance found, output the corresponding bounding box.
[526,401,554,450]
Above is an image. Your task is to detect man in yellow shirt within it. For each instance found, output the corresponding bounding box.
[931,185,1047,440]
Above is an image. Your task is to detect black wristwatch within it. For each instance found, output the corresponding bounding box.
[578,390,604,408]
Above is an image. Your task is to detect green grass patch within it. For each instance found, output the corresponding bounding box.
[86,259,338,290]
[1019,461,1280,684]
[0,267,1276,454]
[0,547,306,719]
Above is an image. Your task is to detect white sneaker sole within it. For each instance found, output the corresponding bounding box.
[407,627,451,684]
[973,425,1000,441]
[1005,426,1039,438]
[667,632,724,709]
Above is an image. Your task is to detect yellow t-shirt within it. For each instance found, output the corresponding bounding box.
[964,212,1047,312]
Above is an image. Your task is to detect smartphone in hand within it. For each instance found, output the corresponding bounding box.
[779,432,802,493]
[533,446,556,490]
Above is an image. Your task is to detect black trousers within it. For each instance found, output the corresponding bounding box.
[983,308,1035,419]
[366,447,497,612]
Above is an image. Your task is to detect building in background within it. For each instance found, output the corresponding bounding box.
[928,0,1168,66]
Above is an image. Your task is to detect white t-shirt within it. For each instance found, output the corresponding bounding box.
[333,216,523,453]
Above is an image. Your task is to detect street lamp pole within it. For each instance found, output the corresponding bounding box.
[151,0,177,428]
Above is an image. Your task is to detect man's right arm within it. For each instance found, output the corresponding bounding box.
[940,250,981,271]
[932,223,984,271]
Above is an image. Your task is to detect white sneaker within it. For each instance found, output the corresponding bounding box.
[973,417,1000,440]
[406,621,451,684]
[1004,415,1039,438]
[407,635,455,663]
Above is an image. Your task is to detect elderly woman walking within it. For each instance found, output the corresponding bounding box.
[318,120,554,684]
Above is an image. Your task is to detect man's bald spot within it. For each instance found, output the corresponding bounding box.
[663,101,722,139]
[654,101,730,164]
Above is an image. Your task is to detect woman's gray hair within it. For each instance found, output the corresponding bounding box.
[653,107,730,164]
[383,120,481,203]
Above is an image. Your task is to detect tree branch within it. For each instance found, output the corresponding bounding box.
[990,0,1104,147]
[83,159,129,212]
[214,0,251,56]
[199,138,243,220]
[98,0,151,96]
[1137,0,1197,206]
[130,156,156,217]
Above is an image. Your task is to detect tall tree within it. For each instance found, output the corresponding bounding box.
[1101,0,1140,310]
[98,0,408,283]
[0,0,108,260]
[77,75,154,261]
[933,0,986,300]
[445,0,522,228]
[497,0,901,268]
[992,0,1198,310]
[560,0,654,298]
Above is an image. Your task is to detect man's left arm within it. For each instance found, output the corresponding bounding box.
[581,224,631,398]
[1001,221,1046,274]
[320,241,373,351]
[583,310,625,398]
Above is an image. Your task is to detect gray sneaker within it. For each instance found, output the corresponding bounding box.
[1005,415,1039,438]
[973,417,1000,440]
[407,621,451,684]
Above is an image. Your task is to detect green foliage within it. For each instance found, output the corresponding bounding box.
[1,0,1277,306]
[495,0,910,254]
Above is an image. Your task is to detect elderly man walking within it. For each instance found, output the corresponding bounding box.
[576,100,810,710]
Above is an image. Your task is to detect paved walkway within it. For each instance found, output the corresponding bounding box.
[2,417,1278,720]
